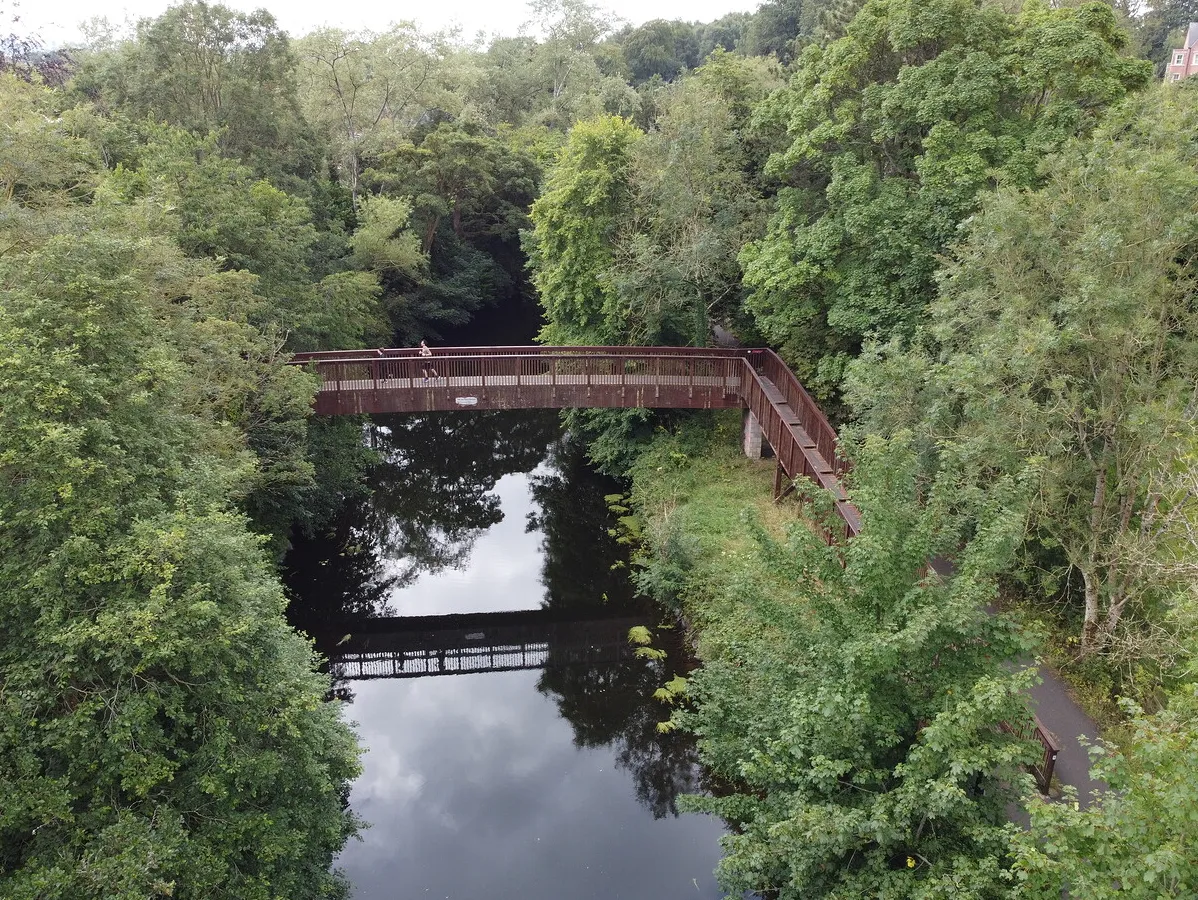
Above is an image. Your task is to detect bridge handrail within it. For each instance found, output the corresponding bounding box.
[290,345,753,363]
[292,353,743,366]
[734,357,861,540]
[290,345,860,540]
[754,350,847,475]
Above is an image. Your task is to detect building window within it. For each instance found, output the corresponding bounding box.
[1172,73,1182,82]
[1176,52,1185,64]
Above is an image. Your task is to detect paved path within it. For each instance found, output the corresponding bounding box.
[931,557,1105,805]
[1027,667,1107,806]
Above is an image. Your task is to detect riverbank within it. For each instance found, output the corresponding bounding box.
[619,412,1048,896]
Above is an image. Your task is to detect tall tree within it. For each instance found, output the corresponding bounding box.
[620,19,701,84]
[741,0,1151,402]
[526,114,642,344]
[639,433,1039,898]
[0,77,362,888]
[76,1,318,183]
[103,127,388,353]
[847,84,1198,652]
[0,233,361,900]
[741,0,818,62]
[612,53,778,345]
[296,25,454,206]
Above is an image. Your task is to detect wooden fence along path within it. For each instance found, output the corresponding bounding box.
[289,344,1058,792]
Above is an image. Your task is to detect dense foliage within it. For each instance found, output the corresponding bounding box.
[625,419,1039,897]
[742,0,1150,399]
[848,84,1198,656]
[6,0,1198,894]
[0,76,360,897]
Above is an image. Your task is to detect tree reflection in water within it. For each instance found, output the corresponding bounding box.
[284,409,560,627]
[531,436,705,819]
[283,415,708,821]
[366,409,560,586]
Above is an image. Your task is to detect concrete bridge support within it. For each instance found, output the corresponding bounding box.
[742,409,763,459]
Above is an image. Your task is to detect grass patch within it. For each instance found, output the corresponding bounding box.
[626,410,817,662]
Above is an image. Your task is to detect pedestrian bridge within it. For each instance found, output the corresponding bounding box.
[290,345,861,541]
[292,345,1063,794]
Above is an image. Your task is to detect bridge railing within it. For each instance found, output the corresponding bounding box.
[290,347,750,401]
[290,345,859,538]
[291,345,751,361]
[1001,715,1062,794]
[750,350,848,475]
[736,356,860,540]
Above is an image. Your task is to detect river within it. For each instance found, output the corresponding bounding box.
[282,408,731,899]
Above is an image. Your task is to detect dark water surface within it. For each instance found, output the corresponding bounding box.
[283,410,730,899]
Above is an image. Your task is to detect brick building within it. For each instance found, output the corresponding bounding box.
[1165,23,1198,81]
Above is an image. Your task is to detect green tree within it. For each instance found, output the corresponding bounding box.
[104,127,388,352]
[524,0,611,112]
[526,114,642,344]
[75,1,318,183]
[516,0,640,129]
[698,12,751,57]
[847,84,1198,652]
[620,19,701,84]
[0,75,103,249]
[296,25,455,206]
[643,433,1039,898]
[376,122,536,255]
[613,54,777,345]
[741,0,1151,402]
[0,229,360,898]
[1011,689,1198,898]
[741,0,819,62]
[468,36,547,124]
[360,121,541,339]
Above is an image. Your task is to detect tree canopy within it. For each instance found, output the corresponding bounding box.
[741,0,1151,400]
[7,0,1198,895]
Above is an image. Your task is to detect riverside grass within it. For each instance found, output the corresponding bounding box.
[623,412,1039,899]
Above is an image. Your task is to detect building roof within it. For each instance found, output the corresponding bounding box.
[1186,22,1198,50]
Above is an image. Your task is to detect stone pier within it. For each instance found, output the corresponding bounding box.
[742,409,763,459]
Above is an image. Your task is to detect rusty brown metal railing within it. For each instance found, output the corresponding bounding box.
[291,345,861,540]
[1001,715,1063,794]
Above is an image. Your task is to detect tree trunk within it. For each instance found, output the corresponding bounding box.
[348,151,360,211]
[1081,568,1101,651]
[1080,458,1109,652]
[423,214,441,255]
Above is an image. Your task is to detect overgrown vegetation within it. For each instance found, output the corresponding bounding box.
[625,416,1039,896]
[5,0,1198,893]
[0,75,360,898]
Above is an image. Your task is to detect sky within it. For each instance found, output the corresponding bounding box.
[20,0,763,48]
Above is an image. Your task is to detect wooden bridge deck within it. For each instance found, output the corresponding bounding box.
[290,345,861,538]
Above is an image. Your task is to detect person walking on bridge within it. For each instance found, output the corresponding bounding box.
[419,340,439,382]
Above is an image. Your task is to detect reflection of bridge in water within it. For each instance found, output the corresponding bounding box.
[313,609,645,679]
